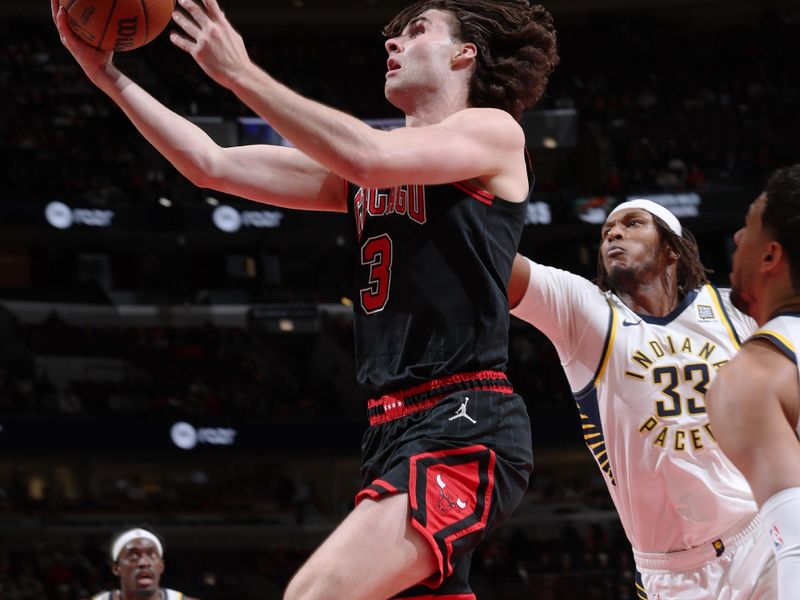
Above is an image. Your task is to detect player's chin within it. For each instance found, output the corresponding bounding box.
[383,84,406,109]
[728,285,752,317]
[606,264,638,289]
[134,578,157,595]
[603,256,628,275]
[384,78,399,96]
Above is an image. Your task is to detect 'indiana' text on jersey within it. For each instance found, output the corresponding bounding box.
[579,286,745,484]
[625,331,727,453]
[347,179,529,398]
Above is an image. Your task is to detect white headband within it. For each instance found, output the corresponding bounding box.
[607,199,682,236]
[111,529,164,561]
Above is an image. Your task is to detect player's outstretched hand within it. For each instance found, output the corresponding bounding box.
[170,0,252,90]
[50,0,113,81]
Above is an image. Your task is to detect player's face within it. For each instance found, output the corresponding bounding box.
[384,9,463,108]
[112,538,164,598]
[730,193,769,317]
[600,209,672,291]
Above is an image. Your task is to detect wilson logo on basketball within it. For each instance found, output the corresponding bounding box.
[114,17,138,51]
[62,0,176,52]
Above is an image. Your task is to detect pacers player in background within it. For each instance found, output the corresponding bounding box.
[707,165,800,599]
[90,528,198,600]
[52,0,559,598]
[508,200,777,598]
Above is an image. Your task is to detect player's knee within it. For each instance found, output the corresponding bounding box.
[283,563,349,600]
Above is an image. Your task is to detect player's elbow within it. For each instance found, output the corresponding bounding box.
[183,165,211,189]
[338,143,389,189]
[183,147,226,189]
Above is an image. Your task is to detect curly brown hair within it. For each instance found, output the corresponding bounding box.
[384,1,560,120]
[595,217,710,300]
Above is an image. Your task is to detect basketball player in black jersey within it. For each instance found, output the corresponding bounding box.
[52,1,559,598]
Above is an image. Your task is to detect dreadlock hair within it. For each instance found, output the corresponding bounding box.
[595,216,710,300]
[763,164,800,293]
[384,1,559,120]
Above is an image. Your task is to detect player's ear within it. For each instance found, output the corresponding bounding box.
[669,248,678,261]
[663,241,678,263]
[452,42,477,68]
[111,561,120,576]
[761,241,783,273]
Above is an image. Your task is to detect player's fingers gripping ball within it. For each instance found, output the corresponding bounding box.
[60,0,176,51]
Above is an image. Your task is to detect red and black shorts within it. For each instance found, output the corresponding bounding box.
[356,370,533,599]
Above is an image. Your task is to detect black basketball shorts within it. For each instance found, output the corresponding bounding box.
[356,370,534,599]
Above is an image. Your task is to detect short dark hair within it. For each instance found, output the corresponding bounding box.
[763,164,800,292]
[384,1,559,120]
[595,217,710,299]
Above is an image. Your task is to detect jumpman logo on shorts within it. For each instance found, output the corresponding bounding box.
[449,396,477,424]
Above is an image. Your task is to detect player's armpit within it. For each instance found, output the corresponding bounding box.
[507,253,532,309]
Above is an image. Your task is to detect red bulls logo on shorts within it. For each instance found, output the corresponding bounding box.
[434,472,469,515]
[407,445,496,581]
[409,446,494,536]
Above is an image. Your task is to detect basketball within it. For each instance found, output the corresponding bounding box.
[61,0,177,52]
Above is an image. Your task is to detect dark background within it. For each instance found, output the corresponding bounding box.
[0,0,798,598]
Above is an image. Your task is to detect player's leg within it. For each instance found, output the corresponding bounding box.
[283,492,437,600]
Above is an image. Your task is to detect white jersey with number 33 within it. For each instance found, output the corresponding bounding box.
[512,259,759,553]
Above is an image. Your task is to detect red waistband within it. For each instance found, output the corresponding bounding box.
[367,370,512,426]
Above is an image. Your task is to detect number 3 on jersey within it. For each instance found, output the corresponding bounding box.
[360,234,393,314]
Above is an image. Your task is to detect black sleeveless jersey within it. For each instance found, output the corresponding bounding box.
[347,175,531,398]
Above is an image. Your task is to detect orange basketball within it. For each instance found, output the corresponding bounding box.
[61,0,177,52]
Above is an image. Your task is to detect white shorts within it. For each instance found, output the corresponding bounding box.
[633,514,778,599]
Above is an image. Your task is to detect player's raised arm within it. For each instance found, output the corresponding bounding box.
[169,0,528,195]
[51,0,346,213]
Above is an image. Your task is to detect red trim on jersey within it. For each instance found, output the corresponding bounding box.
[408,445,496,584]
[452,182,495,206]
[354,479,399,505]
[367,370,512,426]
[372,478,398,493]
[354,487,381,502]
